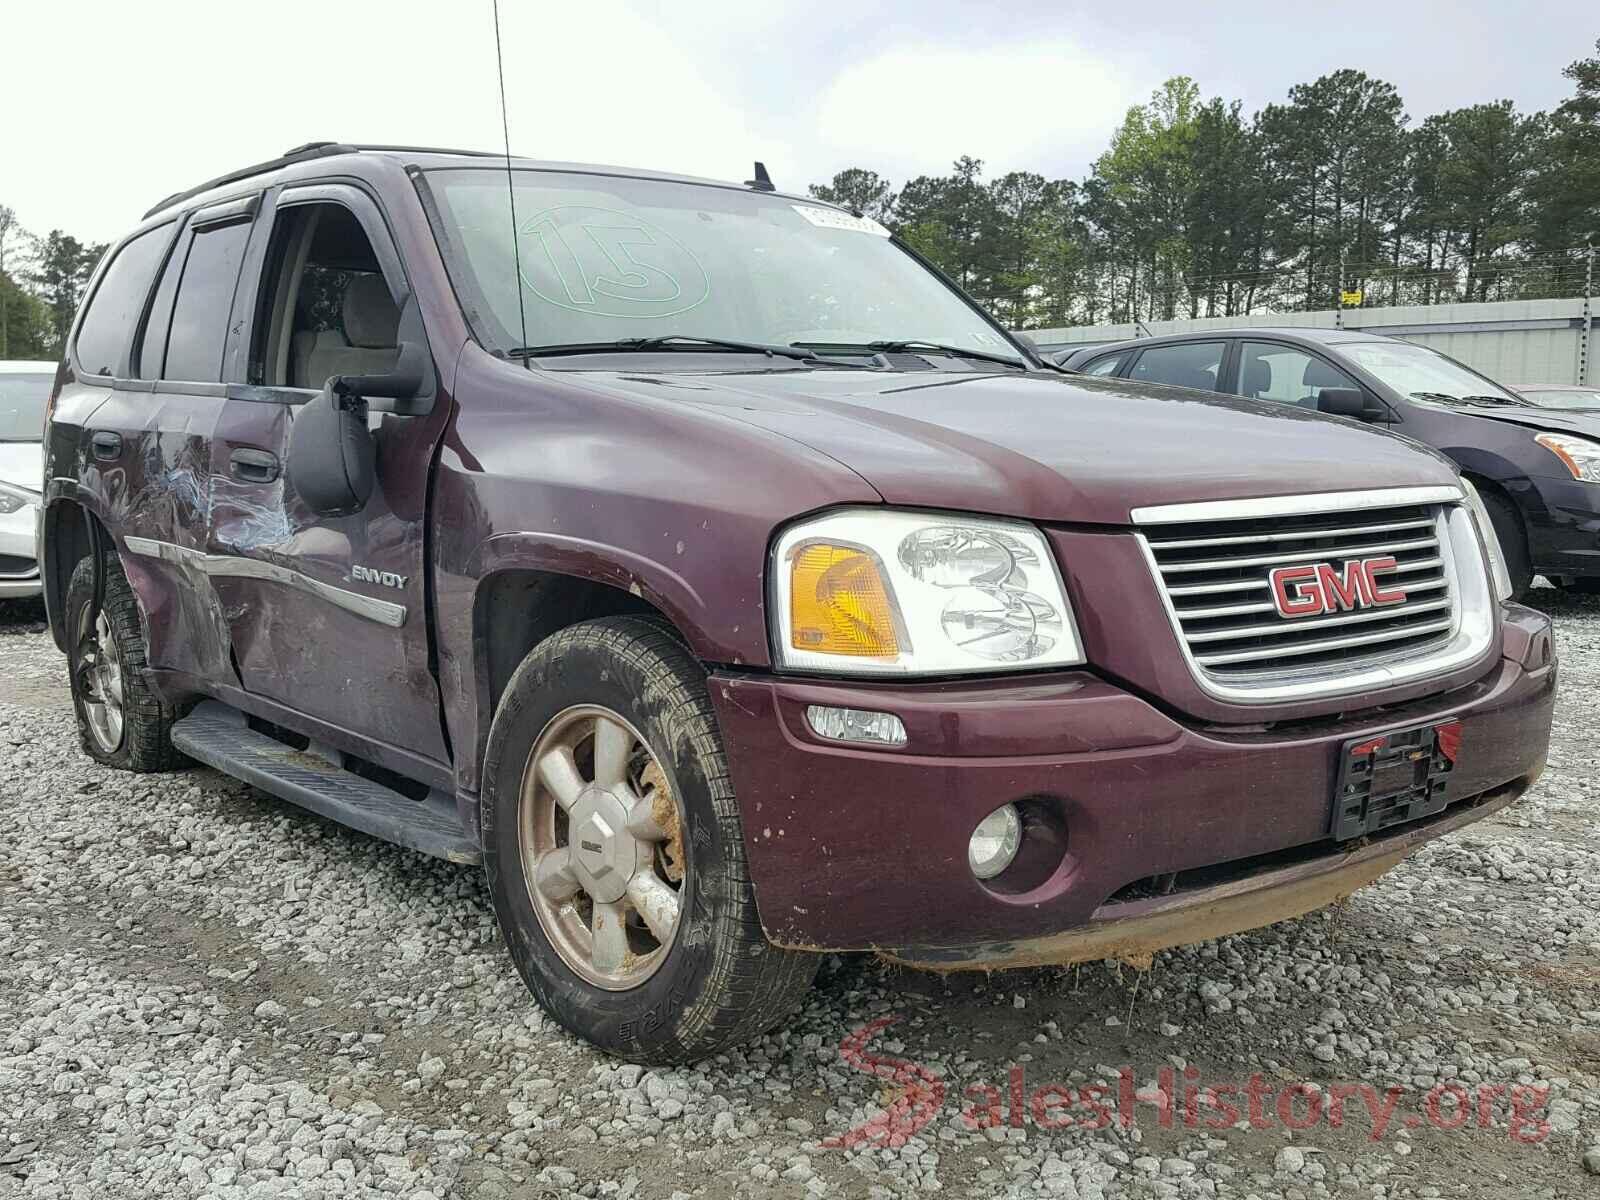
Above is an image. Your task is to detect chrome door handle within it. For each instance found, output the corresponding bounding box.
[90,430,123,461]
[229,447,281,483]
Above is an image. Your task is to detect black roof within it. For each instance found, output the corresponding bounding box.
[143,142,829,221]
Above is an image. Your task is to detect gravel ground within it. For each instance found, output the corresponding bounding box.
[3,591,1600,1200]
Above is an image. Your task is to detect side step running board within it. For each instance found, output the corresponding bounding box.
[171,701,480,865]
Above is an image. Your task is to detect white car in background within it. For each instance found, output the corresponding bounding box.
[0,360,52,599]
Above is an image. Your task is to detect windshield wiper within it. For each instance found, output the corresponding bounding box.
[1409,390,1528,408]
[798,339,1026,369]
[508,335,829,364]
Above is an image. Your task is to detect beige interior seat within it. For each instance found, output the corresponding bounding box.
[292,274,400,388]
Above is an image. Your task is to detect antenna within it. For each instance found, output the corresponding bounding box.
[492,0,530,366]
[745,161,775,192]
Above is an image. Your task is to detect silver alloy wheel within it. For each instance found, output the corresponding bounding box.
[76,607,125,753]
[519,704,687,990]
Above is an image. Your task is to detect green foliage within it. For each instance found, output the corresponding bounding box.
[1528,39,1600,253]
[811,51,1600,328]
[0,206,105,361]
[7,49,1600,357]
[27,231,101,355]
[0,270,53,360]
[808,169,898,223]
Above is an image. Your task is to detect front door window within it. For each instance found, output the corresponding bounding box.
[1235,342,1358,409]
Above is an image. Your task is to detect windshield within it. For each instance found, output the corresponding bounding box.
[423,169,1021,364]
[1518,387,1600,409]
[0,372,52,442]
[1341,341,1518,404]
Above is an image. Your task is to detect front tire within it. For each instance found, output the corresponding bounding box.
[65,552,184,771]
[482,617,817,1064]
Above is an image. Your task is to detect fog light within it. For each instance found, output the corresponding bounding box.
[968,803,1022,880]
[805,705,907,747]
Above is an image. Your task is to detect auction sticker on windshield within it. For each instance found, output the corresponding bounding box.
[791,205,891,236]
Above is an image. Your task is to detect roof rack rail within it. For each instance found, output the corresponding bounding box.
[141,141,360,220]
[351,144,504,158]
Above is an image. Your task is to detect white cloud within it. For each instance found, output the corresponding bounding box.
[493,2,802,186]
[812,40,1139,183]
[4,3,1135,247]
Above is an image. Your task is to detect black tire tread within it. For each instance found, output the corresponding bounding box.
[486,616,817,1063]
[66,552,185,772]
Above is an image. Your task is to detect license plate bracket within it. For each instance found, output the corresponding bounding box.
[1331,720,1462,840]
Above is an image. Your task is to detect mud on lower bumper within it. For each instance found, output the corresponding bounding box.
[708,605,1555,956]
[881,781,1523,970]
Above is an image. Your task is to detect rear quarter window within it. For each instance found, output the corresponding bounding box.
[73,225,172,377]
[1080,353,1124,376]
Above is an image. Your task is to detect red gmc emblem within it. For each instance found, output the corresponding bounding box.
[1269,557,1408,619]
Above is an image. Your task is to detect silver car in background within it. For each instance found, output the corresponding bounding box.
[0,360,52,599]
[1510,383,1600,410]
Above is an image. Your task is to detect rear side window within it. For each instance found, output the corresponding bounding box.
[161,219,252,382]
[1128,342,1225,392]
[74,226,171,377]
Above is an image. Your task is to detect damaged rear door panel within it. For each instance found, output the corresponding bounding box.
[82,211,238,683]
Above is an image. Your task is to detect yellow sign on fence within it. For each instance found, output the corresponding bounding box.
[1340,289,1364,307]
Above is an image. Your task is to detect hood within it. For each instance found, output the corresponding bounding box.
[586,369,1461,525]
[0,441,44,493]
[1435,404,1600,439]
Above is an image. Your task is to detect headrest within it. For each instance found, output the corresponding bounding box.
[1302,358,1348,391]
[1172,366,1217,392]
[343,274,399,349]
[1243,359,1272,395]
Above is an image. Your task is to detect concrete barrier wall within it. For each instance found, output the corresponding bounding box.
[1022,297,1595,386]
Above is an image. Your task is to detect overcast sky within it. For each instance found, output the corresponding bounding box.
[5,0,1592,246]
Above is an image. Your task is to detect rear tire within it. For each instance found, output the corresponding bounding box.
[482,616,818,1064]
[65,552,184,772]
[1476,487,1533,600]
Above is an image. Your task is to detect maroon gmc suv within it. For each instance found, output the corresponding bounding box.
[40,143,1556,1064]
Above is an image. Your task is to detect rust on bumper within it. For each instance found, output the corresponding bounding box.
[881,781,1526,972]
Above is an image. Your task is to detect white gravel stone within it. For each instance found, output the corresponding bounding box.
[3,588,1599,1198]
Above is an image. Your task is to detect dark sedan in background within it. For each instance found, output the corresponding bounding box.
[1059,329,1600,597]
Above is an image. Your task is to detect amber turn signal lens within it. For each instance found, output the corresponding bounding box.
[789,544,900,658]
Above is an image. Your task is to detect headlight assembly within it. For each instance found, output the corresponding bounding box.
[770,508,1085,674]
[1535,432,1600,483]
[1459,479,1513,603]
[0,481,38,517]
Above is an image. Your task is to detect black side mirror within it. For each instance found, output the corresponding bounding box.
[330,340,430,415]
[1318,387,1388,422]
[287,384,376,517]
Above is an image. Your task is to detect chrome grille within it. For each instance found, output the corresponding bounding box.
[1136,490,1483,699]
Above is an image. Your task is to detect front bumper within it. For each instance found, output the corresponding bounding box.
[0,506,41,599]
[709,604,1555,959]
[1525,474,1600,577]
